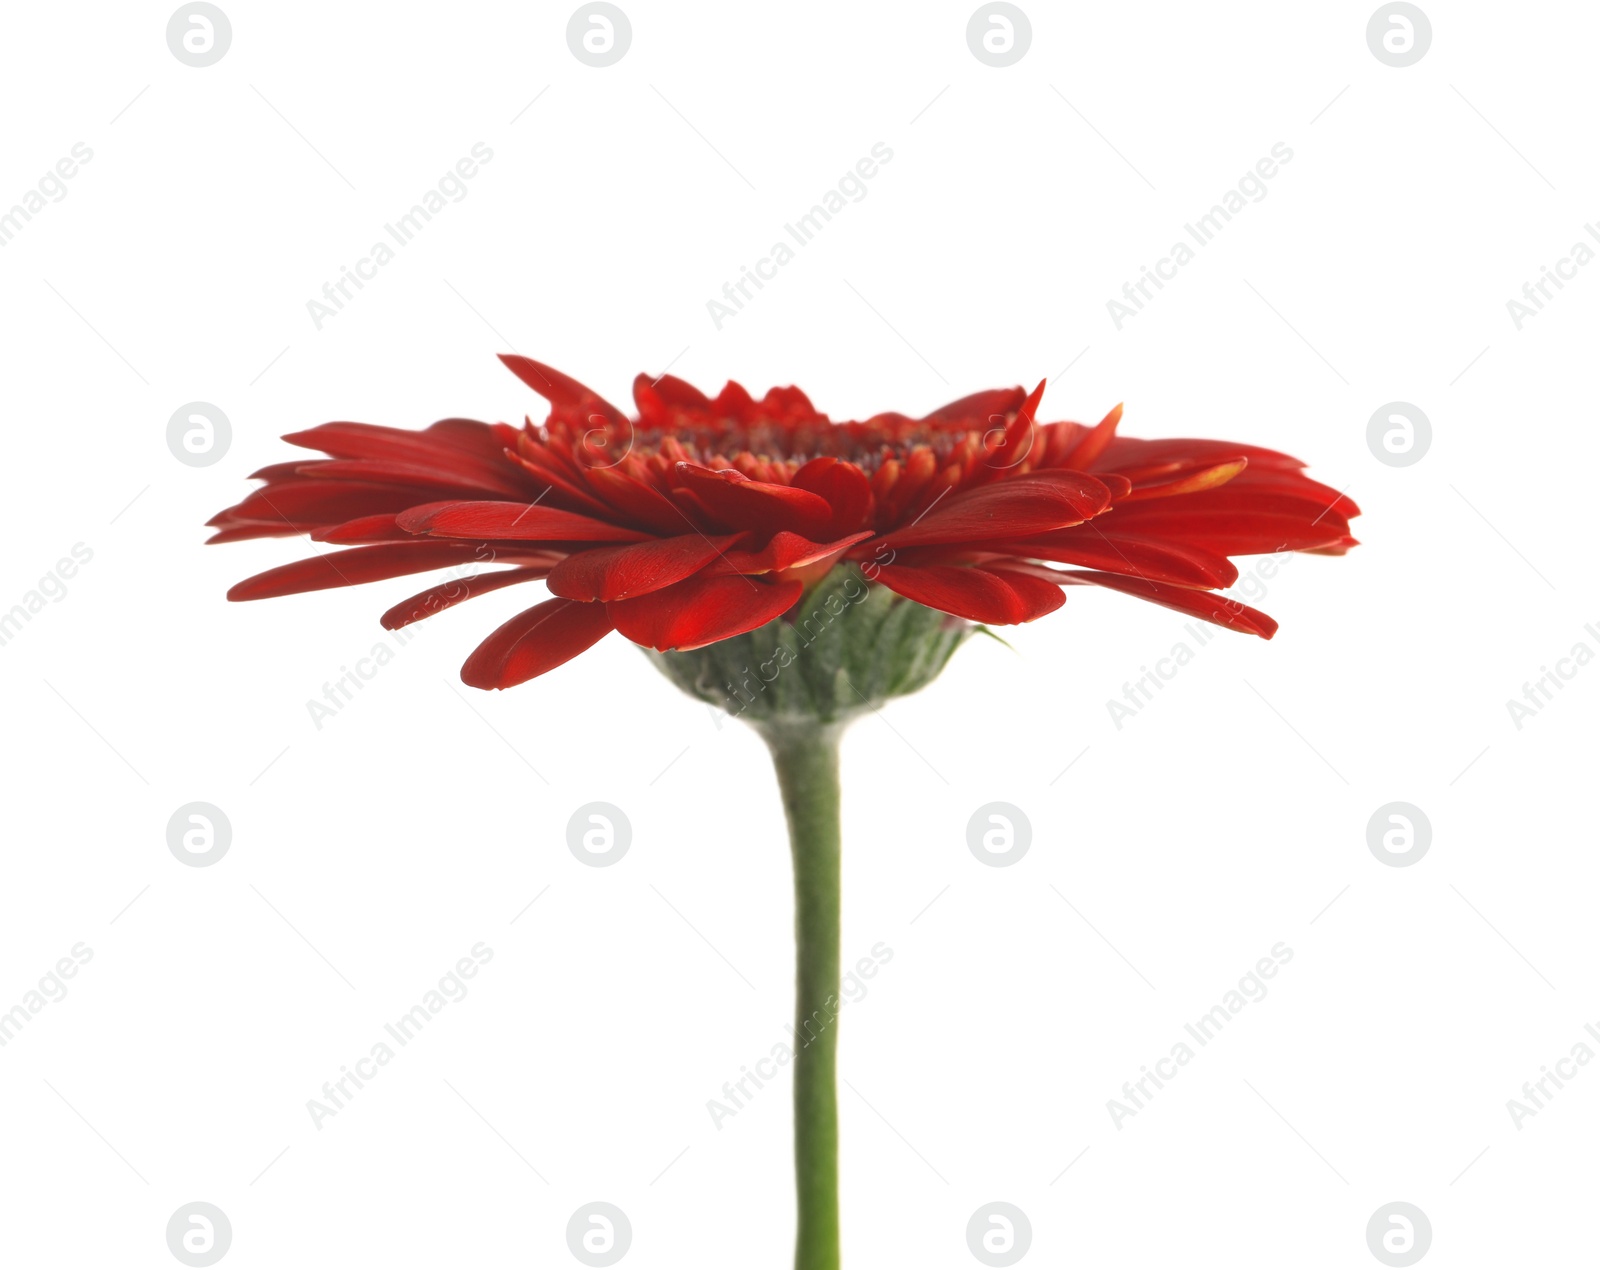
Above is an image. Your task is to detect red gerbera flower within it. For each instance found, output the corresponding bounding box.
[210,355,1359,689]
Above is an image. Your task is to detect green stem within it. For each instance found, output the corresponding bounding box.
[762,722,844,1270]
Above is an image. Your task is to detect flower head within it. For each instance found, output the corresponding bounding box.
[211,355,1358,691]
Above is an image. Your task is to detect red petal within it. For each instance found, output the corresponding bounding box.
[546,534,742,602]
[1094,436,1307,479]
[312,514,411,544]
[420,417,524,460]
[247,461,312,482]
[228,543,488,601]
[1113,484,1349,520]
[582,466,697,536]
[712,380,756,417]
[289,458,531,498]
[874,469,1112,549]
[381,565,554,630]
[991,530,1239,588]
[715,530,873,575]
[397,501,649,543]
[651,373,713,411]
[1118,457,1248,501]
[215,480,430,529]
[503,449,621,518]
[671,463,834,537]
[971,380,1045,475]
[921,387,1027,425]
[284,418,514,461]
[1151,473,1361,520]
[205,526,288,544]
[1094,509,1349,555]
[608,574,802,651]
[757,384,824,423]
[1058,404,1123,469]
[460,598,615,689]
[1096,472,1134,499]
[790,457,873,538]
[498,355,627,426]
[872,564,1065,624]
[633,372,713,423]
[1062,571,1278,638]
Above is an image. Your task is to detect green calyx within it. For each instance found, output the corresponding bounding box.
[647,565,975,726]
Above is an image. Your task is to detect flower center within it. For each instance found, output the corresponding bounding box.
[548,417,1000,477]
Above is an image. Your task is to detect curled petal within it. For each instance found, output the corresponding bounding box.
[715,530,874,575]
[790,457,873,538]
[671,463,834,537]
[546,534,742,602]
[1062,570,1278,638]
[461,597,616,689]
[608,573,802,651]
[874,469,1112,549]
[873,564,1065,625]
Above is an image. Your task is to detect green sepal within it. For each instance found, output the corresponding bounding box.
[646,565,973,725]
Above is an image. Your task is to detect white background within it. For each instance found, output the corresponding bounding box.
[1,1,1595,1266]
